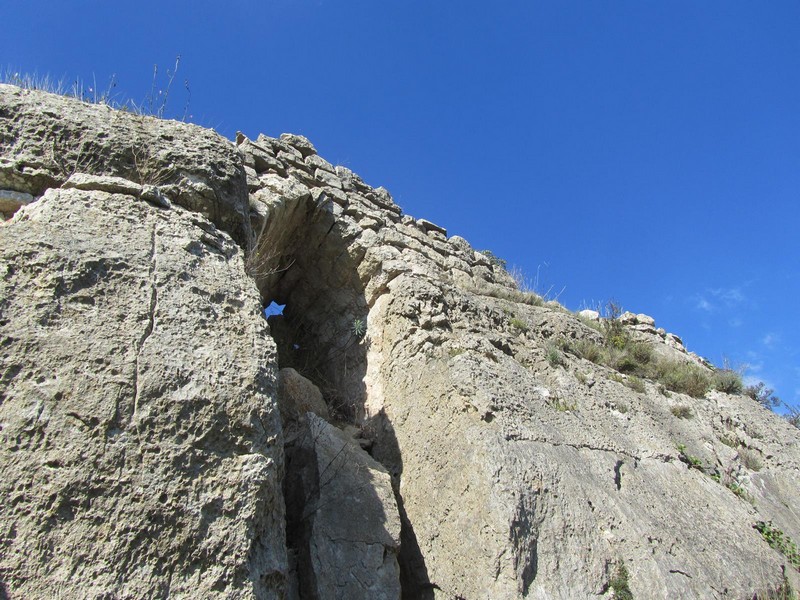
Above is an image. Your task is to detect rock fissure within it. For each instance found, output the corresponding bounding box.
[669,569,692,578]
[132,221,159,422]
[614,459,624,491]
[503,434,642,462]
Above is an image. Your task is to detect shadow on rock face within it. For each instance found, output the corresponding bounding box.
[366,410,436,600]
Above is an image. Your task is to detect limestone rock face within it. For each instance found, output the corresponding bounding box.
[284,414,401,600]
[0,188,286,598]
[2,84,800,600]
[0,83,250,245]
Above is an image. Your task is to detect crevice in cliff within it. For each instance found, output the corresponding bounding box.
[132,223,159,423]
[249,194,369,422]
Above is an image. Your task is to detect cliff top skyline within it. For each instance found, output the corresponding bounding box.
[2,0,798,409]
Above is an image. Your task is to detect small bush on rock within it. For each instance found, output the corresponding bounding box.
[713,369,744,394]
[754,522,800,573]
[609,561,634,600]
[509,317,529,333]
[738,447,762,471]
[745,382,781,409]
[546,343,565,367]
[671,405,693,419]
[478,249,507,269]
[625,376,646,394]
[655,361,710,398]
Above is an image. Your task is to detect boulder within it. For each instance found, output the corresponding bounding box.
[284,414,401,599]
[0,188,34,216]
[277,367,330,423]
[636,313,656,327]
[0,83,250,246]
[280,133,317,158]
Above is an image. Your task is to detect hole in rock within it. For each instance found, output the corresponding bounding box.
[263,301,285,317]
[250,194,436,600]
[251,194,368,423]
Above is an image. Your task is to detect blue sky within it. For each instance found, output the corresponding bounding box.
[2,1,798,409]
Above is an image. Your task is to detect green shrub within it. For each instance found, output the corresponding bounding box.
[471,282,544,307]
[351,318,366,339]
[618,357,644,375]
[630,343,653,365]
[546,343,565,367]
[625,376,646,394]
[609,334,628,350]
[478,249,507,269]
[552,396,577,412]
[713,369,744,394]
[677,444,703,470]
[786,406,800,430]
[746,382,781,409]
[568,338,605,364]
[655,361,710,398]
[609,561,634,600]
[738,447,762,471]
[724,479,753,502]
[671,405,693,419]
[754,522,800,572]
[509,317,529,332]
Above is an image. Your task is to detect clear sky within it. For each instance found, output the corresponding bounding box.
[2,1,798,409]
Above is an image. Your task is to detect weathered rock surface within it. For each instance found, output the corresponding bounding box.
[0,83,250,246]
[277,368,330,423]
[0,186,286,598]
[2,84,799,599]
[284,414,401,600]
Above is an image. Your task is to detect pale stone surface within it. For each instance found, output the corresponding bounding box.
[277,367,330,423]
[0,187,286,598]
[63,172,144,196]
[280,133,317,158]
[578,308,601,321]
[417,218,447,236]
[2,84,799,600]
[0,83,250,246]
[636,312,656,326]
[284,414,401,600]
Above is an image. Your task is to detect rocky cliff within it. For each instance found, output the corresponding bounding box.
[1,83,798,599]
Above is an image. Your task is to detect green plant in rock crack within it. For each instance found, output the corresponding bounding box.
[350,317,366,339]
[478,249,507,269]
[546,342,565,367]
[708,460,755,503]
[676,444,703,470]
[509,317,529,333]
[551,394,576,412]
[671,405,693,419]
[609,561,634,600]
[754,521,800,572]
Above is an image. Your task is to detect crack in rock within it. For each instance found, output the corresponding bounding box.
[132,222,158,421]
